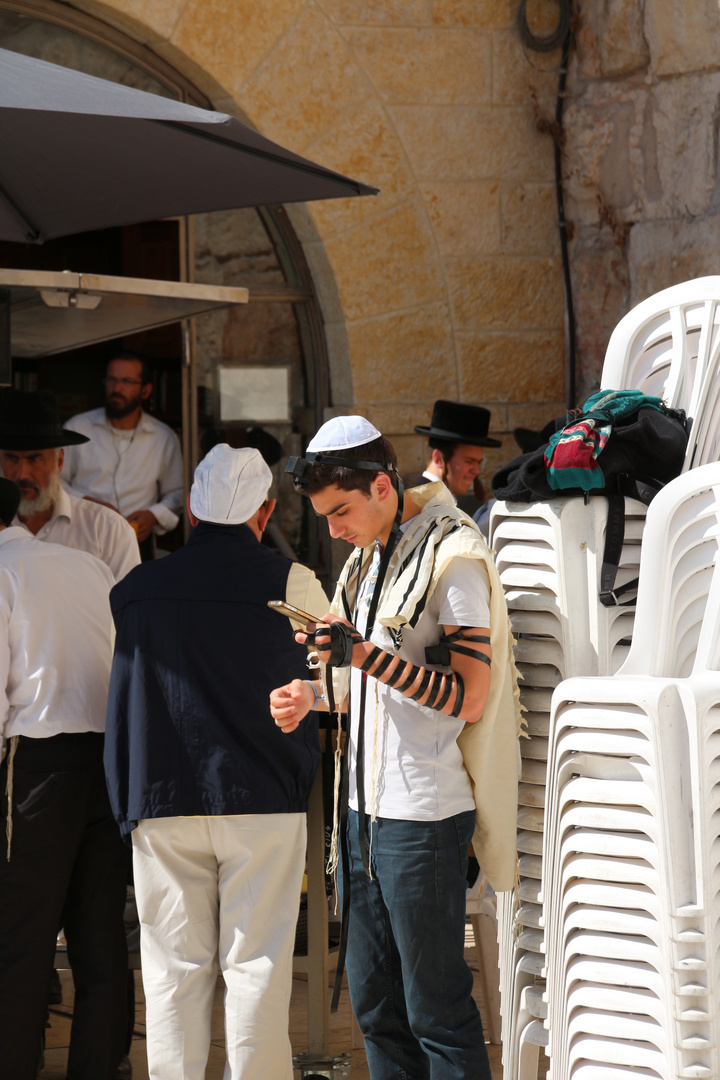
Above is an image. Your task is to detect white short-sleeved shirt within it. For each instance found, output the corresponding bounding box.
[347,550,490,821]
[12,487,140,584]
[0,528,115,755]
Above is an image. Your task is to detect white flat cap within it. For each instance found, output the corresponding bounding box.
[190,444,272,525]
[307,415,381,453]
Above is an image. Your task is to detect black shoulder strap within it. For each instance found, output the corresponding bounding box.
[598,491,640,608]
[331,479,405,1013]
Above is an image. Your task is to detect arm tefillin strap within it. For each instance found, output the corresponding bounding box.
[308,623,363,668]
[425,628,491,666]
[359,643,466,717]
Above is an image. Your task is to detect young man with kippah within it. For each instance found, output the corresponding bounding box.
[270,416,521,1080]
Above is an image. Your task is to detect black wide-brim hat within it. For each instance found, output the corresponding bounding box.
[0,478,20,525]
[0,389,90,450]
[414,399,502,448]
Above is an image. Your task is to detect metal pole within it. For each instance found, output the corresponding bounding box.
[0,289,11,386]
[181,319,193,541]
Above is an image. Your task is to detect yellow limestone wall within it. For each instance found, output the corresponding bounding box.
[74,0,567,475]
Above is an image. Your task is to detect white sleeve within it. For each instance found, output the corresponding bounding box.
[0,582,11,759]
[100,514,142,583]
[147,429,184,534]
[435,557,490,628]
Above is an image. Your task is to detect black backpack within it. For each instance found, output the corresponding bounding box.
[491,394,689,606]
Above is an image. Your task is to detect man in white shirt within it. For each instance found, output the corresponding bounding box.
[0,390,140,584]
[61,350,183,557]
[0,477,129,1080]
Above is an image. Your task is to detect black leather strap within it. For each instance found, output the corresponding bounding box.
[369,650,397,679]
[450,672,465,718]
[393,663,420,694]
[360,646,383,673]
[409,668,433,702]
[436,674,455,711]
[308,623,362,666]
[332,478,405,1012]
[599,492,626,607]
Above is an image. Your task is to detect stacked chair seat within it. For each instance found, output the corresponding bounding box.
[491,496,646,1079]
[543,461,720,1079]
[491,276,720,1078]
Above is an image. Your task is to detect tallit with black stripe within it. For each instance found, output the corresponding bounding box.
[325,482,524,893]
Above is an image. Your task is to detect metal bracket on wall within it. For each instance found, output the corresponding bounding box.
[0,288,9,386]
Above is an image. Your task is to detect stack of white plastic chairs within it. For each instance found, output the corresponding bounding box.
[490,277,720,1079]
[543,461,720,1079]
[491,498,646,1078]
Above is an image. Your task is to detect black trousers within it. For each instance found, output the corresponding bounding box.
[0,732,129,1080]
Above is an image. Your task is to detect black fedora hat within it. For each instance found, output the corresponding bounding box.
[414,400,502,448]
[513,417,562,454]
[0,478,20,525]
[0,389,90,450]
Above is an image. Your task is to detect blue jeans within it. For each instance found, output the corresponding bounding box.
[342,809,492,1080]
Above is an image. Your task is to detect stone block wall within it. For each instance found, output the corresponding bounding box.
[73,0,569,479]
[564,0,720,400]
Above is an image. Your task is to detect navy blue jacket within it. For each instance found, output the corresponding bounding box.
[104,521,319,838]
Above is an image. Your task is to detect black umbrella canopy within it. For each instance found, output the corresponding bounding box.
[0,47,378,244]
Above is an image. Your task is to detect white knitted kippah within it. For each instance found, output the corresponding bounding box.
[190,444,272,524]
[307,415,381,453]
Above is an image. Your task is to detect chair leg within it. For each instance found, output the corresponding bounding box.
[517,1018,546,1080]
[469,912,501,1045]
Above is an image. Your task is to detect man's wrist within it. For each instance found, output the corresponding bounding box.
[352,639,375,670]
[304,679,324,710]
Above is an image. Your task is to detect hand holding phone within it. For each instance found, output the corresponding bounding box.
[267,601,321,629]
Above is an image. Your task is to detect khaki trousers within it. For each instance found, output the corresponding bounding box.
[132,813,306,1080]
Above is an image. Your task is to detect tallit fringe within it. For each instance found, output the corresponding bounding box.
[322,660,341,879]
[326,731,343,878]
[510,853,523,943]
[365,681,382,879]
[508,622,528,739]
[5,736,19,861]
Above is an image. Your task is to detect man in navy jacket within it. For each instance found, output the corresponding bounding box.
[104,445,327,1080]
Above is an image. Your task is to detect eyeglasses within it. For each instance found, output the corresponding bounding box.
[102,377,143,387]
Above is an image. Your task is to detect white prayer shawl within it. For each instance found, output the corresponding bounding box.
[326,482,524,893]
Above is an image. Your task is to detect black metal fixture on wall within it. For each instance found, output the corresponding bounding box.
[518,0,576,409]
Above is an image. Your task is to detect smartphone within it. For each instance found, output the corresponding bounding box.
[267,600,322,628]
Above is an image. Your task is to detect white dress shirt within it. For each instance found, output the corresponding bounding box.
[12,486,141,584]
[61,407,184,535]
[0,528,114,753]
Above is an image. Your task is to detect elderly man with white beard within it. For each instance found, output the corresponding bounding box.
[0,390,140,584]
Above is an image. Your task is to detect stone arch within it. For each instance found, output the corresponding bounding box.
[13,0,568,476]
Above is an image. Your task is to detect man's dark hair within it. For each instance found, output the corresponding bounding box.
[426,436,458,466]
[293,435,398,497]
[108,349,153,387]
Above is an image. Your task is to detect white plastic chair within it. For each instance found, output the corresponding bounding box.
[465,872,501,1045]
[542,465,720,1080]
[600,276,720,470]
[490,495,647,1077]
